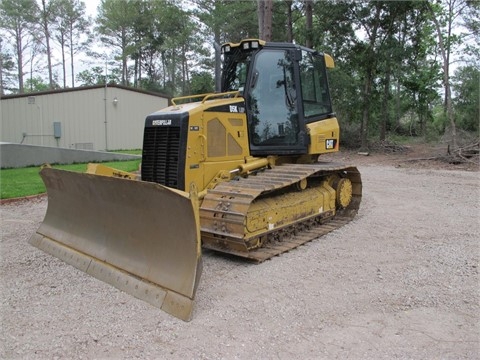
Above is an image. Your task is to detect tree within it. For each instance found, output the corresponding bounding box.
[304,1,443,147]
[76,65,120,85]
[350,2,403,150]
[24,75,50,92]
[304,0,313,48]
[189,71,214,94]
[145,2,203,95]
[96,0,139,85]
[193,0,224,91]
[0,0,38,93]
[457,0,480,64]
[426,0,477,149]
[452,65,479,132]
[397,5,441,137]
[0,38,17,94]
[95,0,206,95]
[54,0,91,88]
[285,0,294,42]
[37,0,56,89]
[258,0,273,41]
[194,0,257,90]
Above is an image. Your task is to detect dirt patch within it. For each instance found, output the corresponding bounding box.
[1,149,479,359]
[323,142,480,172]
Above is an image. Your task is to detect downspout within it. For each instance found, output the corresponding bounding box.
[104,60,108,151]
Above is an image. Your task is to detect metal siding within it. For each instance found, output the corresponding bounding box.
[1,87,168,151]
[1,97,43,145]
[106,87,168,150]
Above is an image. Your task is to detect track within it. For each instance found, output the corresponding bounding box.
[200,162,362,262]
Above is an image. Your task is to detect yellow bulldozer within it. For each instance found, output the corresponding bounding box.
[30,39,362,321]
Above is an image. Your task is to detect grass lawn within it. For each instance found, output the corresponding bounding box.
[0,160,141,200]
[109,149,142,155]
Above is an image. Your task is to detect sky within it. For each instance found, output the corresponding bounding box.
[85,0,100,18]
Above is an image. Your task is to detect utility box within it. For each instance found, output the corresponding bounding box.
[53,122,61,139]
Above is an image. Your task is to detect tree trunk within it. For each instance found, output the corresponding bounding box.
[427,2,457,149]
[359,4,382,150]
[263,0,273,41]
[380,67,390,141]
[161,52,166,89]
[0,39,3,95]
[214,32,222,92]
[360,70,373,150]
[133,57,138,87]
[60,33,66,88]
[285,1,293,42]
[41,0,54,89]
[258,0,265,40]
[395,80,401,130]
[69,24,75,87]
[138,51,142,86]
[184,47,190,94]
[305,0,313,48]
[16,27,24,93]
[170,51,176,94]
[182,44,187,94]
[121,28,127,86]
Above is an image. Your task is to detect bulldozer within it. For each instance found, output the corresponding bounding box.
[30,39,362,321]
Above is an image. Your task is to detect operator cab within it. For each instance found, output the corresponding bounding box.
[221,39,335,156]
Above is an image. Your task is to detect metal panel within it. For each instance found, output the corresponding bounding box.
[1,86,169,151]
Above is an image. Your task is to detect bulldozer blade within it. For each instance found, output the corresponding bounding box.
[29,167,202,321]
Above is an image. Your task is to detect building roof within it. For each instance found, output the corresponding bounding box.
[1,84,171,101]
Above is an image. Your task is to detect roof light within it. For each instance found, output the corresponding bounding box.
[221,44,231,54]
[242,42,250,50]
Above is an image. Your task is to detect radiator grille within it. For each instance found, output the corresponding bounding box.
[141,126,181,189]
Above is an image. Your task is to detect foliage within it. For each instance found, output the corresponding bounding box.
[0,39,17,94]
[452,65,480,132]
[53,0,92,88]
[189,71,214,95]
[76,65,121,85]
[24,76,50,92]
[0,0,39,93]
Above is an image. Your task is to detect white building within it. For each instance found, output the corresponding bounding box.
[0,85,170,151]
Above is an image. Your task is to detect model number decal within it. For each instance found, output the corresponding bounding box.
[229,105,245,113]
[152,119,172,126]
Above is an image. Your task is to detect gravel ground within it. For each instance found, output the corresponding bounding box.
[1,162,479,359]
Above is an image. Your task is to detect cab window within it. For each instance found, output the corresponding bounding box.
[247,50,299,146]
[299,51,332,120]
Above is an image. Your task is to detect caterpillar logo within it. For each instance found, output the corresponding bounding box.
[152,119,172,126]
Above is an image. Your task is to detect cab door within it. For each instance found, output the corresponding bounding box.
[246,48,308,156]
